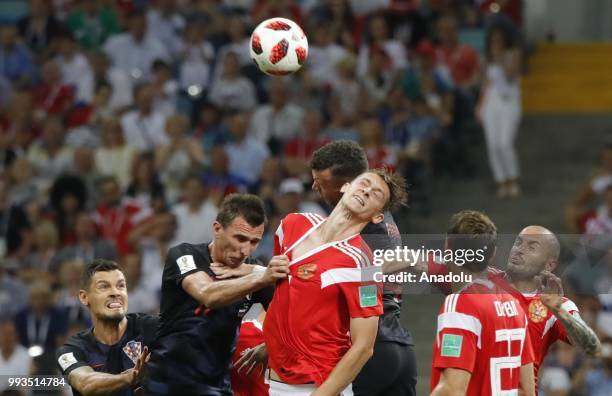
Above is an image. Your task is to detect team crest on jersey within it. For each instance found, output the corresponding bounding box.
[297,264,317,280]
[123,340,142,364]
[528,299,548,323]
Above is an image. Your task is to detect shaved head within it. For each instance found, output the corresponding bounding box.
[519,226,560,261]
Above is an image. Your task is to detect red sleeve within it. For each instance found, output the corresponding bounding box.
[338,281,383,318]
[462,46,480,75]
[432,294,479,373]
[521,323,535,365]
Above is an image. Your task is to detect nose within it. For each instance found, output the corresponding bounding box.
[240,243,250,256]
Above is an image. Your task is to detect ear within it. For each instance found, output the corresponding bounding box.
[78,289,88,307]
[370,211,384,224]
[212,221,223,238]
[340,182,350,193]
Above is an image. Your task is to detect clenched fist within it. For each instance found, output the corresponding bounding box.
[261,255,290,285]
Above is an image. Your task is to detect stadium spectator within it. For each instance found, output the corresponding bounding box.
[156,113,205,203]
[283,109,330,178]
[16,0,61,54]
[92,176,151,256]
[208,51,257,111]
[201,146,249,202]
[32,60,75,122]
[14,281,67,352]
[151,60,179,117]
[584,182,612,235]
[310,0,362,49]
[250,157,283,214]
[329,54,361,128]
[56,31,95,104]
[146,0,186,57]
[66,0,121,51]
[306,24,349,88]
[16,220,60,283]
[48,174,88,245]
[0,266,28,319]
[225,111,270,186]
[250,79,304,153]
[215,15,252,72]
[0,24,37,85]
[360,46,394,111]
[53,212,118,270]
[123,253,160,314]
[55,259,91,333]
[103,10,170,82]
[6,158,38,208]
[89,51,134,112]
[357,13,407,77]
[120,83,169,152]
[171,174,218,245]
[0,319,32,391]
[126,152,166,209]
[94,118,136,189]
[359,117,397,170]
[179,21,215,101]
[274,177,326,216]
[479,25,522,198]
[194,102,228,153]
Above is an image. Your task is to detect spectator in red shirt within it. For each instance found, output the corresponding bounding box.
[435,14,480,90]
[284,110,330,178]
[32,59,75,123]
[92,175,151,256]
[359,118,397,171]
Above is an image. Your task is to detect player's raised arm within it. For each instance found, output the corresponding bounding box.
[65,347,150,396]
[430,368,471,396]
[181,255,288,309]
[312,316,379,396]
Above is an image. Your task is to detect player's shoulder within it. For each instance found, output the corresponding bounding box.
[127,312,159,330]
[282,212,325,228]
[331,235,373,269]
[58,328,93,354]
[167,242,205,261]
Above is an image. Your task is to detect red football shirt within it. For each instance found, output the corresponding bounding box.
[264,213,383,386]
[428,259,580,390]
[431,279,534,395]
[231,320,268,396]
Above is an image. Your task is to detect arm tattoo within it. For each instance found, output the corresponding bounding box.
[556,309,602,357]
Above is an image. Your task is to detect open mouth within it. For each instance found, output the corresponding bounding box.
[353,195,365,206]
[106,301,123,309]
[509,256,522,265]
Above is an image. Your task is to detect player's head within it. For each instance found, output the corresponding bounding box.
[446,210,497,273]
[338,168,407,224]
[212,194,266,268]
[79,259,128,323]
[310,140,369,206]
[507,226,560,281]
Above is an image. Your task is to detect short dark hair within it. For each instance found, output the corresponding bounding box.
[216,194,267,228]
[368,168,408,212]
[310,141,369,181]
[446,210,497,273]
[81,259,126,290]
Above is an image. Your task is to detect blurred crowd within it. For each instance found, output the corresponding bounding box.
[0,0,609,395]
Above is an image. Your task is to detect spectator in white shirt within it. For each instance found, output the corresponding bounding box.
[95,118,137,189]
[357,14,408,77]
[146,0,186,57]
[171,174,218,245]
[103,11,170,82]
[151,60,179,117]
[90,51,133,112]
[56,32,94,104]
[250,79,304,152]
[585,183,612,236]
[214,15,252,75]
[179,21,215,95]
[306,24,348,88]
[225,111,270,186]
[208,52,257,111]
[0,320,32,391]
[120,84,169,152]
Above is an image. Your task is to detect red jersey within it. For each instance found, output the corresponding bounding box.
[264,213,383,386]
[231,320,268,396]
[428,259,580,389]
[92,199,151,255]
[431,279,534,395]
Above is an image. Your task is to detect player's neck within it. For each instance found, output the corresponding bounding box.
[451,269,488,292]
[92,316,128,345]
[321,206,365,243]
[508,277,538,294]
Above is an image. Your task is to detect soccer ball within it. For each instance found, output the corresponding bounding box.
[250,17,308,76]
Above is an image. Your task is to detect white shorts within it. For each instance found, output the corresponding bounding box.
[268,379,353,396]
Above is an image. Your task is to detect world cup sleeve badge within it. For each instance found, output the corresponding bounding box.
[123,340,142,364]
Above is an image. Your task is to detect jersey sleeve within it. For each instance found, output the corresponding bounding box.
[432,294,480,373]
[274,213,297,256]
[133,313,160,346]
[553,299,580,344]
[56,342,89,377]
[164,243,211,287]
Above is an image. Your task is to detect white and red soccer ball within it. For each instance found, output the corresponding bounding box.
[250,17,308,76]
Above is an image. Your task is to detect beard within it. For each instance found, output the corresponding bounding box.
[97,311,125,323]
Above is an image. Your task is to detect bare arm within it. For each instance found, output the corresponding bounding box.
[430,368,471,396]
[312,316,378,396]
[68,347,150,396]
[519,363,535,396]
[182,255,288,309]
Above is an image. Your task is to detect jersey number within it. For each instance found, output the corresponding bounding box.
[489,328,526,396]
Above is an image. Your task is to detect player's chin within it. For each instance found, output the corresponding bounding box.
[101,310,126,321]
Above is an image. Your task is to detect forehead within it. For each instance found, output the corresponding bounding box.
[516,233,547,245]
[354,172,389,192]
[91,269,125,284]
[226,216,264,238]
[312,168,335,182]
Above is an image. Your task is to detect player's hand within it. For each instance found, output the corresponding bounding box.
[235,343,268,376]
[262,255,290,285]
[537,271,564,312]
[122,346,151,386]
[210,262,255,279]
